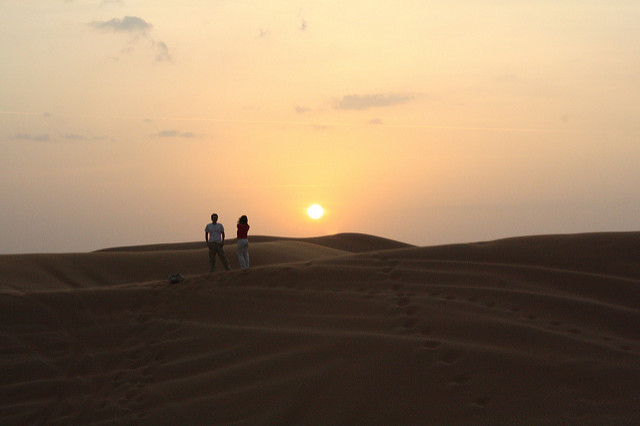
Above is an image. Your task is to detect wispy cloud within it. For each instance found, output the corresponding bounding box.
[61,133,89,141]
[295,106,310,113]
[89,16,172,63]
[10,132,109,142]
[11,133,51,142]
[156,130,197,138]
[89,16,152,35]
[335,93,415,110]
[153,41,173,62]
[154,41,172,62]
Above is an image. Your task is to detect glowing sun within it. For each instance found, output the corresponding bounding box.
[308,204,324,219]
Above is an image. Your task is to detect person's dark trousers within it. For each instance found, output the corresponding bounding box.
[209,242,231,271]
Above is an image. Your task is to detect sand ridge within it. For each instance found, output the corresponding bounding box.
[1,232,639,424]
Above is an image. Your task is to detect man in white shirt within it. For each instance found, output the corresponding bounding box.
[205,213,231,272]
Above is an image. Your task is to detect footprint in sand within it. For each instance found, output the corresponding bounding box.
[405,306,418,316]
[396,296,411,307]
[451,373,472,386]
[402,318,418,330]
[422,340,441,349]
[389,270,403,280]
[141,366,153,379]
[136,312,152,325]
[420,327,433,336]
[471,396,492,408]
[112,370,127,381]
[440,349,461,365]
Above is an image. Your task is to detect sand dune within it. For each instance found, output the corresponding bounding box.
[1,232,639,424]
[1,234,401,293]
[96,233,413,254]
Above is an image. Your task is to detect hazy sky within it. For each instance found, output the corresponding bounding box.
[1,0,639,253]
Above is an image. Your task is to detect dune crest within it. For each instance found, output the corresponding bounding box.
[1,232,639,424]
[0,233,408,292]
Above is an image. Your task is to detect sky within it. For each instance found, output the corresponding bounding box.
[1,0,639,253]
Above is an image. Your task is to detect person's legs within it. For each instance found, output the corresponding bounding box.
[208,246,217,272]
[243,246,249,269]
[237,239,249,270]
[215,243,231,271]
[237,240,246,269]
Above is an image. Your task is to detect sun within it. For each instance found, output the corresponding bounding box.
[307,204,324,219]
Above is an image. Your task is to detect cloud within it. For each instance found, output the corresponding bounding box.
[11,133,51,142]
[295,106,310,113]
[89,16,152,34]
[89,16,173,63]
[369,118,383,125]
[156,130,197,138]
[335,93,415,110]
[61,133,89,141]
[154,41,172,62]
[10,132,109,142]
[300,18,307,31]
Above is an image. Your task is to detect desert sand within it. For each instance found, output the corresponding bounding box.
[1,232,639,424]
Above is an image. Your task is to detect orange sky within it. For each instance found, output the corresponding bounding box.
[1,1,639,253]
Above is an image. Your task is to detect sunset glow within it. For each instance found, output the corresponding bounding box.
[1,1,639,253]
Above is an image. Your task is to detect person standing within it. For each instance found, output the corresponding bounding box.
[236,215,250,270]
[205,213,231,272]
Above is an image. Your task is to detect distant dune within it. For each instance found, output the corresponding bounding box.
[95,233,413,253]
[1,232,639,424]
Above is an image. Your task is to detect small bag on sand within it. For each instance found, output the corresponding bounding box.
[168,273,185,284]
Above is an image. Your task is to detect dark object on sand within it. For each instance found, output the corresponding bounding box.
[168,273,185,284]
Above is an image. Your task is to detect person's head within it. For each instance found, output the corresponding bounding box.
[238,215,248,225]
[211,213,218,223]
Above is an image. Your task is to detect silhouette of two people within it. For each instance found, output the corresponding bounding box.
[205,213,250,272]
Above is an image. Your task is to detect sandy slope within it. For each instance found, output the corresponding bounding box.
[0,232,639,424]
